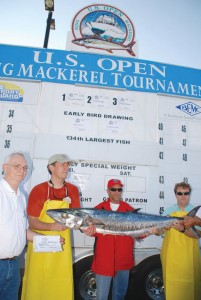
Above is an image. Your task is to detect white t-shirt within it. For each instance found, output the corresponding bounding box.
[110,202,120,211]
[0,179,27,258]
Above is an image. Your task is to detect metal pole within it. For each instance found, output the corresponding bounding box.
[43,11,52,48]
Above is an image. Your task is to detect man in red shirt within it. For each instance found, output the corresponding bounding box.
[91,179,135,300]
[21,153,80,300]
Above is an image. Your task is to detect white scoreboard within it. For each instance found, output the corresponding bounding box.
[0,77,201,219]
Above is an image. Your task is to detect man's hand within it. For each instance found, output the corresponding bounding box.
[184,216,200,228]
[82,225,96,236]
[171,220,185,232]
[50,222,68,231]
[60,236,65,244]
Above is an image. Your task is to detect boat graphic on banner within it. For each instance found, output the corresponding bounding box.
[69,4,136,57]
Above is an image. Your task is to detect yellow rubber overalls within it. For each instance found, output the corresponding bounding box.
[21,198,73,300]
[161,211,201,300]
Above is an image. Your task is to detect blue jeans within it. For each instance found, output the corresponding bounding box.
[0,258,20,300]
[96,270,129,300]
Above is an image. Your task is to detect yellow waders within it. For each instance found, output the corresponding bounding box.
[161,211,201,300]
[21,199,74,300]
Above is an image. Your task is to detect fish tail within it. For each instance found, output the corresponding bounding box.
[126,41,136,56]
[187,205,201,217]
[186,205,201,238]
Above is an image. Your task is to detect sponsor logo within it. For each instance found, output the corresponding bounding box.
[0,82,24,102]
[176,102,201,116]
[72,4,135,56]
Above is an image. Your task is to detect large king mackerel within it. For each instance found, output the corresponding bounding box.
[46,206,201,238]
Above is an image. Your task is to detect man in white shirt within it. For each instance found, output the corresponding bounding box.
[0,152,29,300]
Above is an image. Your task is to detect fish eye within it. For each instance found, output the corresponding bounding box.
[62,213,68,218]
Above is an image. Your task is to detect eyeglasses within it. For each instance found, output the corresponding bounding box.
[176,192,190,196]
[110,188,123,192]
[5,164,29,171]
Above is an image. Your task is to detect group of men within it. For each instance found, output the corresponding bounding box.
[0,152,200,300]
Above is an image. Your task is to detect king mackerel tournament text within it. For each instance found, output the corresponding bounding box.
[1,48,200,98]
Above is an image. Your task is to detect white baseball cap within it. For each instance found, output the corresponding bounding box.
[48,154,73,165]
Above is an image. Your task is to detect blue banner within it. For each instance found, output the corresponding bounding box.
[0,44,200,99]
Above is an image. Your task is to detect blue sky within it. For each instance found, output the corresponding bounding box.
[0,0,201,69]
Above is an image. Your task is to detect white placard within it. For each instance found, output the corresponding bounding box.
[33,235,62,253]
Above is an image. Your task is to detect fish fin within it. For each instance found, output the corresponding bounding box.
[132,208,141,213]
[74,219,83,229]
[126,41,136,56]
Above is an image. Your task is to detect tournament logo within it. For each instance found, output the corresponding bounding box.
[176,102,201,116]
[72,4,135,56]
[0,82,24,102]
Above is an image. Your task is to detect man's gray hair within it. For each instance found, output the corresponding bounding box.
[4,152,26,163]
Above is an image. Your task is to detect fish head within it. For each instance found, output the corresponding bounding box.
[46,209,83,229]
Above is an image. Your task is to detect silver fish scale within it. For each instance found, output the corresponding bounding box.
[79,209,174,236]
